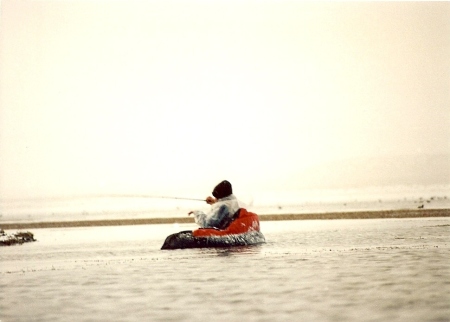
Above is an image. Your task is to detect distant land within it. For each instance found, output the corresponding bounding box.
[281,153,450,189]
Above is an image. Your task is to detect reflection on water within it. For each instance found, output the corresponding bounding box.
[211,245,264,257]
[1,218,449,322]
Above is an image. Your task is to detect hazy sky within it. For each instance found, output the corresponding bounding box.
[1,1,449,199]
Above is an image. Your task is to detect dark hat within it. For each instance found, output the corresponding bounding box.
[212,180,232,199]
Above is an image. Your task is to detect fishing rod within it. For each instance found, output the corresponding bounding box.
[30,194,207,202]
[105,194,206,202]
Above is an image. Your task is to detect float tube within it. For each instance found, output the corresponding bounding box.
[161,208,265,249]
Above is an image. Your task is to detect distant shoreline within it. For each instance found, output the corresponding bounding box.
[1,209,449,230]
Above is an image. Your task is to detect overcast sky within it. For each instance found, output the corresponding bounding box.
[1,1,449,199]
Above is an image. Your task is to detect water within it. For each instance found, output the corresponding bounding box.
[1,217,449,321]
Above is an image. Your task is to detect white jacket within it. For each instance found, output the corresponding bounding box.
[191,194,244,228]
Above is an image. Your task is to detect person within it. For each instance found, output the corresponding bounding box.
[188,180,245,229]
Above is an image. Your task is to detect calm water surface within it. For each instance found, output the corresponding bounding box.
[1,218,449,322]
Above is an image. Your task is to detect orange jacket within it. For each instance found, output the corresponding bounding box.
[192,208,260,237]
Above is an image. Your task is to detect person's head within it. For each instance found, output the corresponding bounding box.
[212,180,232,199]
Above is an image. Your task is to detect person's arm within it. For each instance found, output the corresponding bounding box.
[189,210,208,227]
[188,196,215,226]
[188,204,230,228]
